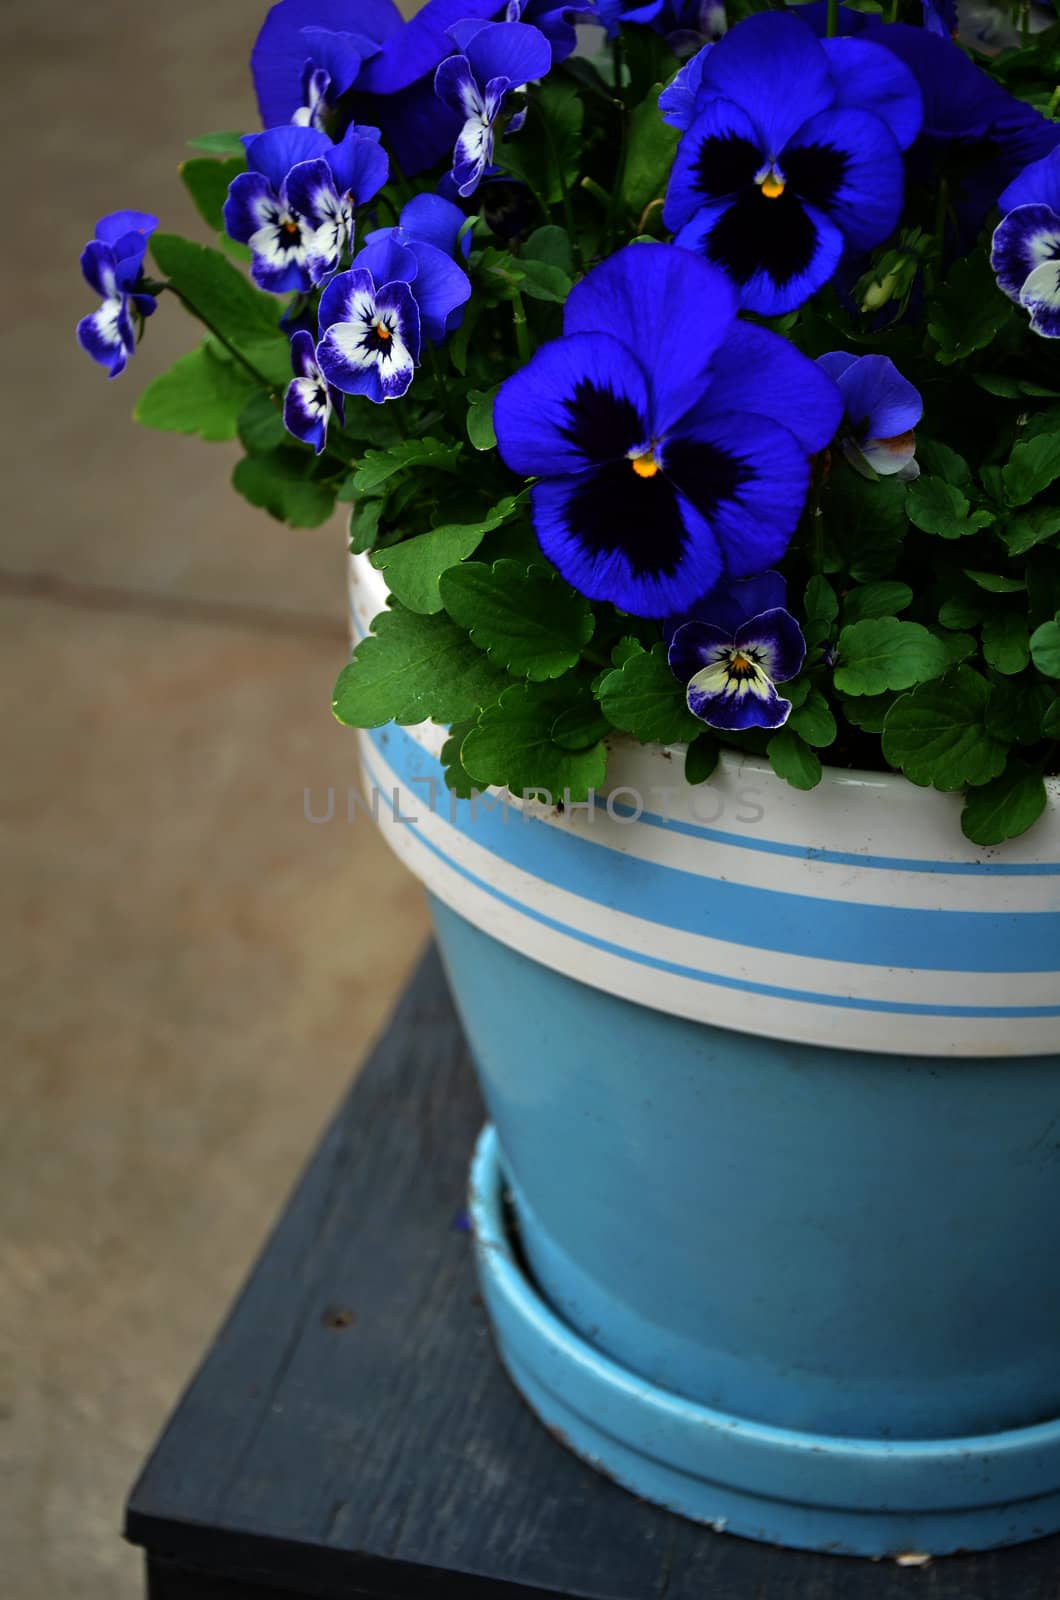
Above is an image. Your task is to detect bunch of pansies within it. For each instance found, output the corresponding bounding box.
[79,0,1060,845]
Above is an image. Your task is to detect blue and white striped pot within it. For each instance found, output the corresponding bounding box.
[351,553,1060,1557]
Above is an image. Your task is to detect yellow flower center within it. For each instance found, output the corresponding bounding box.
[630,447,660,478]
[760,173,785,199]
[375,320,391,342]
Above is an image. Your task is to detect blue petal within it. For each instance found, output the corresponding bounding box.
[351,78,465,175]
[223,171,277,245]
[658,42,712,132]
[515,0,593,62]
[352,234,417,287]
[667,619,732,684]
[399,192,471,258]
[284,372,330,453]
[821,37,922,152]
[563,242,738,433]
[530,473,723,617]
[1019,259,1060,338]
[317,277,420,401]
[435,53,481,119]
[251,0,402,126]
[662,94,763,233]
[242,125,333,189]
[326,126,390,203]
[319,267,377,333]
[991,203,1060,301]
[77,297,135,378]
[464,20,552,86]
[80,240,117,299]
[687,661,791,732]
[283,158,337,226]
[404,239,471,342]
[665,410,812,577]
[674,196,845,317]
[816,350,858,384]
[93,210,158,247]
[357,0,500,94]
[782,105,904,254]
[300,26,379,98]
[289,326,321,380]
[693,322,845,455]
[1000,148,1060,216]
[698,11,834,156]
[665,571,789,646]
[494,330,653,477]
[832,353,922,444]
[734,607,806,684]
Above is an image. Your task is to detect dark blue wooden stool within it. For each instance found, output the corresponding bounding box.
[125,946,1060,1599]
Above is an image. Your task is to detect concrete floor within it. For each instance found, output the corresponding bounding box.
[2,4,428,1595]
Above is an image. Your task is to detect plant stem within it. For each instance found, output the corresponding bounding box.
[511,288,531,365]
[157,282,276,390]
[826,0,840,35]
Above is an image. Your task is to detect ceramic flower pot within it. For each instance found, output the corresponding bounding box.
[350,553,1060,1558]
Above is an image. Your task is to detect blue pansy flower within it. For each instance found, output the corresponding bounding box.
[224,125,386,293]
[77,211,159,378]
[435,21,552,197]
[316,267,421,402]
[283,328,345,453]
[506,0,595,61]
[668,571,806,732]
[992,149,1060,339]
[376,193,473,262]
[817,352,922,480]
[493,243,843,618]
[251,0,401,130]
[663,12,922,316]
[352,231,471,343]
[283,131,389,283]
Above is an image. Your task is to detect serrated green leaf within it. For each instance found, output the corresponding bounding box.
[833,617,950,696]
[789,689,837,748]
[237,389,288,454]
[804,575,839,622]
[685,732,719,785]
[440,719,479,798]
[964,569,1027,594]
[439,560,594,679]
[351,437,463,494]
[1003,431,1060,506]
[1030,614,1060,677]
[881,667,1007,790]
[514,257,572,304]
[370,499,524,615]
[332,606,509,727]
[841,582,914,624]
[502,77,583,204]
[466,386,499,451]
[348,498,383,555]
[981,611,1031,675]
[961,762,1048,846]
[1000,505,1060,555]
[915,440,972,486]
[134,343,257,441]
[930,626,978,664]
[824,473,907,580]
[180,155,245,233]
[927,249,1015,364]
[1042,696,1060,738]
[231,450,335,528]
[187,130,247,156]
[149,233,290,384]
[986,678,1055,744]
[551,695,612,751]
[460,681,607,801]
[596,643,702,745]
[838,691,896,733]
[522,225,573,275]
[767,729,822,790]
[906,476,993,538]
[621,86,680,215]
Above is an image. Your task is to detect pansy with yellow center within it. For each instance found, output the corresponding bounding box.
[494,243,844,617]
[667,571,806,732]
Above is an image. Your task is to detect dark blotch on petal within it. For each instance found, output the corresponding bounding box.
[694,132,762,200]
[561,379,647,463]
[665,437,751,518]
[566,462,689,578]
[707,186,820,288]
[783,141,848,208]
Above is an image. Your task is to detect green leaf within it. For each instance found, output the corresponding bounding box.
[685,733,719,785]
[841,582,914,624]
[906,476,993,539]
[804,575,839,622]
[350,437,463,494]
[439,560,594,680]
[348,498,383,555]
[961,761,1048,846]
[1043,696,1060,739]
[621,86,681,215]
[915,440,972,487]
[1003,431,1060,506]
[986,677,1056,744]
[596,642,702,745]
[440,720,479,799]
[522,225,573,275]
[1000,505,1060,555]
[332,606,509,728]
[461,681,608,801]
[963,568,1027,594]
[881,668,1007,790]
[134,342,257,441]
[838,691,896,733]
[789,689,837,748]
[466,386,499,451]
[187,130,247,156]
[180,155,245,233]
[371,498,524,615]
[833,618,950,696]
[150,233,290,383]
[232,451,336,528]
[981,611,1031,675]
[502,77,583,204]
[550,694,612,751]
[825,473,907,581]
[931,626,978,664]
[515,256,572,304]
[1030,614,1060,678]
[927,249,1015,364]
[237,389,288,454]
[767,729,822,790]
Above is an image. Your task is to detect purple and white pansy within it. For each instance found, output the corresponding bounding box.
[76,210,158,378]
[667,572,806,732]
[992,148,1060,337]
[223,124,388,293]
[316,267,421,402]
[816,351,922,481]
[353,232,471,342]
[434,21,552,197]
[283,328,345,453]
